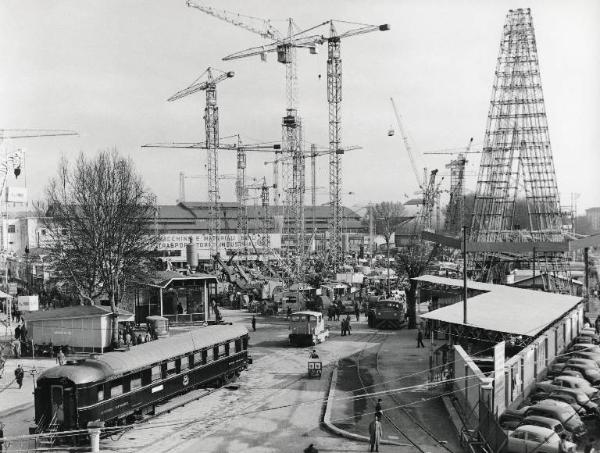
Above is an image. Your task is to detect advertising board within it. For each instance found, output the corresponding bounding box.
[18,295,39,312]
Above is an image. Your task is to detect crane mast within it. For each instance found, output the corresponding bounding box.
[167,67,234,259]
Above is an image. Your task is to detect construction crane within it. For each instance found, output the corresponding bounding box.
[320,20,390,272]
[188,1,321,280]
[419,169,444,232]
[166,67,234,259]
[390,97,422,189]
[443,138,472,234]
[178,172,236,203]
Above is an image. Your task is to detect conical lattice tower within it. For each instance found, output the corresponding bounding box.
[469,8,570,292]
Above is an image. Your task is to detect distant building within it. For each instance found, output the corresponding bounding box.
[0,202,368,270]
[586,207,600,231]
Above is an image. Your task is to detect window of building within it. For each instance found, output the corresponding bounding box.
[98,387,104,402]
[7,225,15,233]
[151,365,162,382]
[166,360,177,375]
[180,356,190,371]
[130,376,142,390]
[111,382,124,397]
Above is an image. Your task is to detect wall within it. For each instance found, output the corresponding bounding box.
[29,316,108,352]
[451,303,583,421]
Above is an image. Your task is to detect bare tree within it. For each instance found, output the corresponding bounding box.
[370,202,408,294]
[41,150,159,345]
[395,235,440,329]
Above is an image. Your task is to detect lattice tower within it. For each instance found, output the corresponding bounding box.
[281,107,305,279]
[444,154,467,234]
[328,23,343,272]
[469,8,569,292]
[204,79,220,259]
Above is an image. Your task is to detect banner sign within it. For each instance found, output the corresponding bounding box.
[158,233,281,260]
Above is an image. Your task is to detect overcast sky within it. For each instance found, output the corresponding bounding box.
[1,0,599,214]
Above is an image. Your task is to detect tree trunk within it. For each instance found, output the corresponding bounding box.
[406,280,418,329]
[110,290,119,348]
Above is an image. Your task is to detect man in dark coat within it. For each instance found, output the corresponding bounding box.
[417,327,425,348]
[15,364,24,389]
[251,315,256,332]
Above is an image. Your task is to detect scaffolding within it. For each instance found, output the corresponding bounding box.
[469,8,570,292]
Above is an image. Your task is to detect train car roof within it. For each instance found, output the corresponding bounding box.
[291,311,322,317]
[38,324,248,385]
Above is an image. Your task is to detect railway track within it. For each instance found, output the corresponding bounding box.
[354,330,454,452]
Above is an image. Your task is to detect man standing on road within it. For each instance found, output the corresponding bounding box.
[417,327,425,348]
[345,315,352,336]
[354,304,360,322]
[369,415,383,452]
[251,315,256,332]
[56,348,66,366]
[14,364,24,389]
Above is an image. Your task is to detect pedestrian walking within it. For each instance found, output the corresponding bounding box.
[375,398,383,418]
[125,331,132,346]
[56,348,66,366]
[15,364,24,389]
[12,339,21,359]
[355,304,360,322]
[345,315,352,336]
[368,415,383,452]
[251,315,256,332]
[417,327,425,348]
[14,324,21,340]
[340,318,346,336]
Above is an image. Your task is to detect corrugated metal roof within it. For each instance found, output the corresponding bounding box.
[24,305,134,322]
[95,324,247,374]
[38,324,248,383]
[417,275,583,337]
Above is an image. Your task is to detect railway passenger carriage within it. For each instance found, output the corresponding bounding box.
[34,325,249,433]
[368,299,407,329]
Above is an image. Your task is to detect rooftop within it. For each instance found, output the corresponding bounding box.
[24,305,134,322]
[416,275,582,337]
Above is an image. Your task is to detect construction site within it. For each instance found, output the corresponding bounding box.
[0,2,599,453]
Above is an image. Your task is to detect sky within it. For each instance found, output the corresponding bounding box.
[1,0,599,215]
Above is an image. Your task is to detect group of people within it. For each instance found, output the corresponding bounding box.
[118,324,154,348]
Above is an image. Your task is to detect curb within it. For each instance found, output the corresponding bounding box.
[0,401,33,418]
[322,364,406,447]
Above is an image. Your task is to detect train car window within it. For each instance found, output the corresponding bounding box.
[166,360,177,376]
[204,349,212,364]
[242,337,248,350]
[193,351,203,367]
[130,376,142,390]
[151,365,161,382]
[111,382,124,397]
[181,356,190,371]
[217,344,227,359]
[235,339,242,353]
[98,386,105,402]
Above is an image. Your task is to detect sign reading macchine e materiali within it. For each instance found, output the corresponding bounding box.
[158,233,282,260]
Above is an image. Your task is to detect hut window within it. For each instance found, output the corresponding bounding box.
[151,365,161,382]
[166,360,177,375]
[130,376,142,390]
[181,356,190,371]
